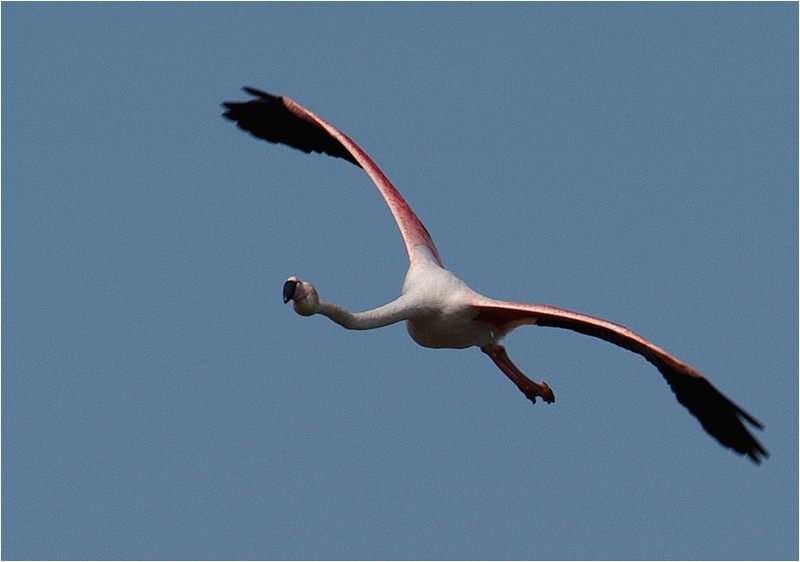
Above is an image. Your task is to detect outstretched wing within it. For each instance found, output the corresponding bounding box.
[222,87,443,267]
[472,300,768,463]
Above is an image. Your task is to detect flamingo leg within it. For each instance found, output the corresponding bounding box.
[481,344,555,404]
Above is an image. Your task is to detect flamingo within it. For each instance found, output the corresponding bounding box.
[222,87,767,463]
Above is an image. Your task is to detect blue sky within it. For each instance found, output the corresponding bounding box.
[3,3,797,560]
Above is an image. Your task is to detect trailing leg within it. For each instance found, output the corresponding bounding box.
[480,343,555,404]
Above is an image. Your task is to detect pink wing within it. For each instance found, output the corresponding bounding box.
[222,87,443,267]
[472,300,768,463]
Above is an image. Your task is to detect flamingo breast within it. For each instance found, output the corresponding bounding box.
[401,259,498,349]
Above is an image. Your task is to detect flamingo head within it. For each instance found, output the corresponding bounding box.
[283,276,320,316]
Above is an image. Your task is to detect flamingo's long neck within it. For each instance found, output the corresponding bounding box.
[317,295,418,331]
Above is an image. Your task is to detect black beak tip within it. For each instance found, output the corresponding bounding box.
[283,280,298,304]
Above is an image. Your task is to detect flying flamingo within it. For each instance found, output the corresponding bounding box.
[222,87,767,463]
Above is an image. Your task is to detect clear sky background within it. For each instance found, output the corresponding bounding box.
[3,3,797,560]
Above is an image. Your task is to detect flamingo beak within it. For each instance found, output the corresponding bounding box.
[283,279,298,303]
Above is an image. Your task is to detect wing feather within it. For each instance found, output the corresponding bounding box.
[473,301,768,463]
[222,87,443,266]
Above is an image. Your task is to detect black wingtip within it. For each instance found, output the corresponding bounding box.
[221,86,363,168]
[666,373,769,464]
[242,86,276,99]
[221,87,278,119]
[747,446,769,464]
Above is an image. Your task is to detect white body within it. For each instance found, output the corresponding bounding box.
[401,249,497,349]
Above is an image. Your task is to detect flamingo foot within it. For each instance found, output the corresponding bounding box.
[534,381,556,404]
[515,378,555,405]
[481,344,556,405]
